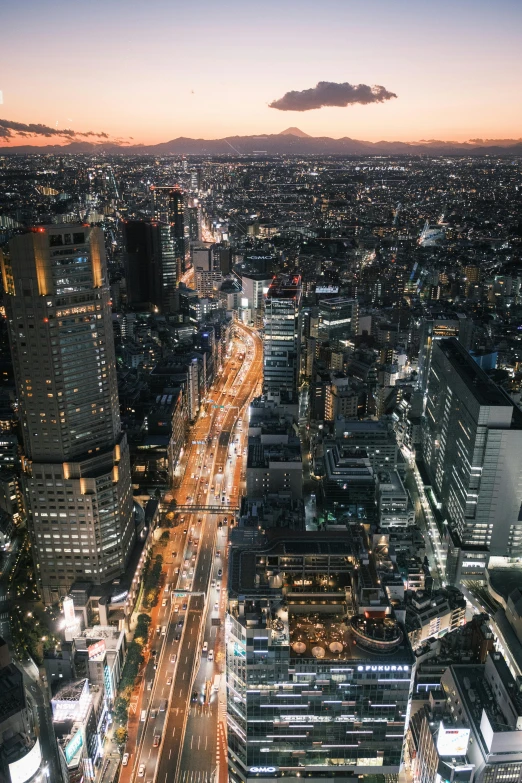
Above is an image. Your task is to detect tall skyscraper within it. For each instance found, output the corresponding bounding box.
[122,220,179,312]
[151,185,186,265]
[417,312,472,392]
[263,274,302,398]
[1,225,135,603]
[422,337,522,584]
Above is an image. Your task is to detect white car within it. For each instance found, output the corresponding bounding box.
[214,602,219,612]
[208,649,214,662]
[138,764,145,777]
[122,753,129,766]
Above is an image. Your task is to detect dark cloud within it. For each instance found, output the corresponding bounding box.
[269,81,397,112]
[0,118,111,142]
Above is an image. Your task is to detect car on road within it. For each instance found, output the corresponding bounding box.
[182,602,187,610]
[208,649,214,662]
[167,674,172,685]
[162,598,167,607]
[191,691,198,703]
[202,641,208,654]
[138,764,145,777]
[217,568,223,577]
[175,633,180,641]
[174,604,179,612]
[214,602,219,612]
[122,753,129,766]
[215,550,220,558]
[153,733,161,747]
[170,653,177,663]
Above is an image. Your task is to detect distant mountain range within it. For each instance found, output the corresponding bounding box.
[2,128,522,156]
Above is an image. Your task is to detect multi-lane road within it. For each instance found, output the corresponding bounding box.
[121,323,262,783]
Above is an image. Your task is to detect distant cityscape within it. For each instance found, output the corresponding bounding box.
[0,151,521,783]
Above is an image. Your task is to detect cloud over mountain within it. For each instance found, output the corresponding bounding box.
[269,81,397,112]
[0,118,111,141]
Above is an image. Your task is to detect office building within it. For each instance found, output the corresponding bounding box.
[0,639,50,783]
[263,274,302,398]
[226,528,415,782]
[122,220,180,312]
[52,677,105,783]
[405,588,466,648]
[192,243,224,298]
[246,425,302,499]
[240,271,273,325]
[422,338,522,584]
[1,226,135,603]
[151,185,185,245]
[418,313,473,391]
[437,653,522,783]
[318,297,359,347]
[333,418,399,470]
[377,469,414,528]
[319,442,376,520]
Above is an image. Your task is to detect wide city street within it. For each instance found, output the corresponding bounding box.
[120,322,262,783]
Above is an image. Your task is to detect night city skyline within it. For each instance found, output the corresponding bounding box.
[1,4,522,783]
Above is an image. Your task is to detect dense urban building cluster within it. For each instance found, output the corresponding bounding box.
[0,152,521,783]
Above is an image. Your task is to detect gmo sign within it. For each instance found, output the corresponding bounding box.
[250,768,277,774]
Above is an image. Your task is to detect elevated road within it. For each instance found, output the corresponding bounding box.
[122,323,262,783]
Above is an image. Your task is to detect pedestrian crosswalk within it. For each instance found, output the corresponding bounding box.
[178,771,215,782]
[215,699,228,773]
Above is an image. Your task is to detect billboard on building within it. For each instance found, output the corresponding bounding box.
[316,285,339,294]
[8,738,42,783]
[87,639,106,659]
[64,730,83,763]
[436,723,470,756]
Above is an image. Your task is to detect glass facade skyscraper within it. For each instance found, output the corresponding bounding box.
[1,225,135,603]
[263,274,302,398]
[422,337,522,584]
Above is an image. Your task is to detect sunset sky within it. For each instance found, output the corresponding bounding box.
[2,0,522,145]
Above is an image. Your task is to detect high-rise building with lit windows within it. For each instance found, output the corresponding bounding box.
[226,528,414,782]
[422,337,522,585]
[263,274,302,398]
[1,225,135,603]
[151,185,186,265]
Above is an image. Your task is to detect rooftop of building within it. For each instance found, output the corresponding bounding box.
[318,296,358,308]
[436,338,522,415]
[487,566,522,604]
[0,662,25,723]
[247,439,302,469]
[230,595,414,665]
[266,273,301,299]
[51,678,88,703]
[228,527,366,595]
[451,655,522,736]
[377,470,405,493]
